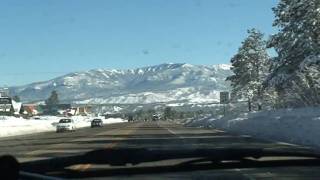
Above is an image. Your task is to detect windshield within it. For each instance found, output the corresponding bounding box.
[0,0,319,179]
[59,119,72,123]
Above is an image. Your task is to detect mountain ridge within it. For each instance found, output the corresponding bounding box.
[8,63,232,104]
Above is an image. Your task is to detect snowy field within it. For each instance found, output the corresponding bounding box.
[187,107,320,149]
[0,116,127,137]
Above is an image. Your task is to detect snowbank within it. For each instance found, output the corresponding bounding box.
[0,116,127,138]
[188,107,320,149]
[0,116,57,137]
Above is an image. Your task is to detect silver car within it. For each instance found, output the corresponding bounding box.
[56,119,76,133]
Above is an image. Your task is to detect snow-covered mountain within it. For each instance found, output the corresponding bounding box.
[9,63,232,104]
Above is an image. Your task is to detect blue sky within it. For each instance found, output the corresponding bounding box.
[0,0,278,86]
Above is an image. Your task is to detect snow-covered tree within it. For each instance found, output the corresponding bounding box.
[227,29,270,111]
[267,0,320,106]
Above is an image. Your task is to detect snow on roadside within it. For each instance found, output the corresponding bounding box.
[0,116,57,137]
[0,116,127,138]
[187,107,320,149]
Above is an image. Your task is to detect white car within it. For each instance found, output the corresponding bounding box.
[56,119,76,133]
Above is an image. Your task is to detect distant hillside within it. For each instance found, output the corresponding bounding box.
[9,63,232,104]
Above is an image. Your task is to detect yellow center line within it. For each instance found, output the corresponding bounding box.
[72,124,136,172]
[70,142,118,172]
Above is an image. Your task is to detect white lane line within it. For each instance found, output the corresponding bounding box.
[157,122,184,139]
[275,141,300,147]
[166,127,181,137]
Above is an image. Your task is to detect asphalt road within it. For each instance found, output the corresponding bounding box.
[1,121,320,179]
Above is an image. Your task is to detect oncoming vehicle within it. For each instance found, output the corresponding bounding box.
[1,0,319,179]
[152,114,160,121]
[56,119,76,133]
[91,119,103,128]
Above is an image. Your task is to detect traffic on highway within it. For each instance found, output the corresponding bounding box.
[1,121,320,179]
[1,0,320,179]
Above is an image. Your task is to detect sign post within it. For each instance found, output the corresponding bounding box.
[220,92,230,116]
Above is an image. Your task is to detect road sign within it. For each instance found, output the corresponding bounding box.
[220,91,230,104]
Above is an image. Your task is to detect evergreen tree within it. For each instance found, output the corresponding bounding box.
[163,107,173,120]
[12,95,21,102]
[267,0,320,106]
[45,90,59,106]
[227,29,270,111]
[45,91,59,114]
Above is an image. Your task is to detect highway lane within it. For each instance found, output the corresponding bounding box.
[0,122,132,162]
[1,121,320,179]
[0,121,302,162]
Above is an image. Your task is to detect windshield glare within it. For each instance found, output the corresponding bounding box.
[0,0,319,179]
